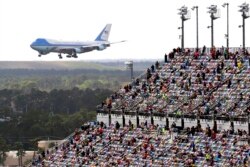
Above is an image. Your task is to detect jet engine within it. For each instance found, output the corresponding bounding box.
[74,48,82,53]
[96,45,106,51]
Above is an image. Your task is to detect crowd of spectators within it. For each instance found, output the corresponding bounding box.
[33,121,249,166]
[99,46,250,120]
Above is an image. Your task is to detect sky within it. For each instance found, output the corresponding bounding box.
[0,0,249,61]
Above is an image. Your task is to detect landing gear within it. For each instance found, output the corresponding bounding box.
[38,54,41,57]
[71,50,78,58]
[72,54,78,58]
[66,55,72,58]
[58,54,62,59]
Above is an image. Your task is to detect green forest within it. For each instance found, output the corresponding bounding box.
[0,67,146,154]
[0,88,113,150]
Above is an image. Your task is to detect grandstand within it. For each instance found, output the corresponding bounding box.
[97,47,250,133]
[31,46,250,166]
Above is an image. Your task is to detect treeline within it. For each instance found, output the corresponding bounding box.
[0,88,113,115]
[0,69,142,91]
[0,88,113,150]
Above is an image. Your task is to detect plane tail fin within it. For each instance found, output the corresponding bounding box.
[95,24,112,41]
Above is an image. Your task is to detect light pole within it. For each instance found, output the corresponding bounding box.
[207,5,220,48]
[191,6,199,50]
[222,3,229,49]
[207,25,212,47]
[178,6,190,51]
[238,3,249,51]
[178,27,182,48]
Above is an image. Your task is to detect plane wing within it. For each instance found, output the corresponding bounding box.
[56,44,105,55]
[56,40,126,55]
[110,40,126,45]
[80,45,101,49]
[80,40,126,48]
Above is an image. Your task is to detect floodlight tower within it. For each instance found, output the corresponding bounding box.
[178,6,190,51]
[238,3,249,51]
[207,5,220,48]
[222,3,229,49]
[191,6,199,50]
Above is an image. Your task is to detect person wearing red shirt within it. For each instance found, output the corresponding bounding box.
[194,50,199,59]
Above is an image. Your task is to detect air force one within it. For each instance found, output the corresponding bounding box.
[30,24,125,59]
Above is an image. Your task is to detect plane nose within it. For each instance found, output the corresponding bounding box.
[30,43,36,50]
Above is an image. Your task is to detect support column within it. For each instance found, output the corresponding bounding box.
[248,113,250,135]
[211,15,214,47]
[197,119,201,130]
[166,114,169,130]
[181,113,184,129]
[230,121,234,134]
[213,120,217,133]
[136,110,139,127]
[226,4,229,49]
[182,17,184,51]
[181,117,184,129]
[243,16,246,51]
[122,108,125,127]
[151,110,154,125]
[213,112,217,133]
[196,7,199,49]
[108,109,111,126]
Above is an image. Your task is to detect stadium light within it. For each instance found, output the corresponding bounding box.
[222,3,229,49]
[191,6,199,50]
[238,2,249,51]
[207,5,220,47]
[178,6,190,51]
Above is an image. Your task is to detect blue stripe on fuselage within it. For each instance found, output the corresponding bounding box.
[32,38,88,47]
[32,44,84,47]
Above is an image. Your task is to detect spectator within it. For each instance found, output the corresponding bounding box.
[202,45,206,55]
[164,53,168,63]
[115,121,120,130]
[151,64,155,72]
[155,61,160,70]
[194,49,199,59]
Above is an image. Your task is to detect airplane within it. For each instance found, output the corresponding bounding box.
[30,24,125,59]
